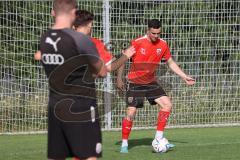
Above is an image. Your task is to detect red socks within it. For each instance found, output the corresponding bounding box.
[157,110,170,131]
[122,118,133,139]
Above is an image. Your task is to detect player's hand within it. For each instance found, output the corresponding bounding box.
[123,46,136,59]
[34,50,42,60]
[117,78,125,91]
[183,76,195,86]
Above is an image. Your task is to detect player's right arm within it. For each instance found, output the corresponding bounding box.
[92,38,135,72]
[116,64,125,91]
[106,46,135,72]
[116,39,137,90]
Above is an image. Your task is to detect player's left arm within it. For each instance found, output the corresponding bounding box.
[167,57,195,85]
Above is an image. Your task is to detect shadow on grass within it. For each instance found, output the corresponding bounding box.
[115,138,188,150]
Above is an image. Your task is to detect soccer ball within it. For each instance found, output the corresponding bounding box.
[152,137,170,153]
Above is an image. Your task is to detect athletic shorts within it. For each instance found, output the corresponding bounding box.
[126,81,167,108]
[47,95,102,159]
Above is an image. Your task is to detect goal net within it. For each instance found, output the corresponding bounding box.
[0,0,239,134]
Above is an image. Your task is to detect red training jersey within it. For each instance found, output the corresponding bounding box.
[127,35,171,84]
[91,37,113,65]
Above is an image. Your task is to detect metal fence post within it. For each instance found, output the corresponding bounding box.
[102,0,111,130]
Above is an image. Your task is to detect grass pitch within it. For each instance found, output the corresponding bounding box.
[1,127,240,160]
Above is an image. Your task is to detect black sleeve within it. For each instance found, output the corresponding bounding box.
[63,29,103,74]
[76,34,103,73]
[76,34,100,63]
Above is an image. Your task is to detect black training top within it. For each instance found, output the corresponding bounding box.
[40,28,100,99]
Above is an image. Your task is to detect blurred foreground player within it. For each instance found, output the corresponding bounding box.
[40,0,106,159]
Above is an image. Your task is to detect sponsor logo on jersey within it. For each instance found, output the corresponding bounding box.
[45,37,61,52]
[42,54,64,65]
[140,48,146,55]
[156,48,162,55]
[128,97,134,103]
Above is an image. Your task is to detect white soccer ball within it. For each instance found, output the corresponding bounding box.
[152,137,170,153]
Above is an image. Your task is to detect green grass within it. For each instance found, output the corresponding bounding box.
[0,127,240,160]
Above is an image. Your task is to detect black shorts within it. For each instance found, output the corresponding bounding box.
[126,81,167,108]
[47,95,102,159]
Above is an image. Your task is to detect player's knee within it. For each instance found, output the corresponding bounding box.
[161,102,172,112]
[126,114,135,121]
[155,97,172,112]
[126,107,136,121]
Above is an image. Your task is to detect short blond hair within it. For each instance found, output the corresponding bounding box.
[53,0,77,15]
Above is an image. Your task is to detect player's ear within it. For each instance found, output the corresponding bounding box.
[51,9,56,17]
[71,9,76,17]
[147,28,150,34]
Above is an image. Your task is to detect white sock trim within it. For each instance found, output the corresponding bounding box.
[122,139,128,147]
[155,131,163,139]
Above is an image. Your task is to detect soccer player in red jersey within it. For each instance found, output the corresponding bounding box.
[117,19,195,153]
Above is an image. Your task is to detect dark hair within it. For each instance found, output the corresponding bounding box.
[148,19,161,29]
[53,0,77,15]
[73,10,94,28]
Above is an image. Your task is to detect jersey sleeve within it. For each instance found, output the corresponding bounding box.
[77,35,100,60]
[131,39,138,49]
[92,38,114,65]
[130,39,138,60]
[79,37,103,72]
[102,48,114,65]
[163,44,172,62]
